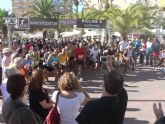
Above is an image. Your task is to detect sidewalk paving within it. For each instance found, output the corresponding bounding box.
[0,66,164,124]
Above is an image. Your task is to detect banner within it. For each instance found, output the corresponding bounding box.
[77,19,106,28]
[59,19,76,26]
[17,17,29,29]
[29,18,58,28]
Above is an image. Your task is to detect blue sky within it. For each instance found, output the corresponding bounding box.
[0,0,12,10]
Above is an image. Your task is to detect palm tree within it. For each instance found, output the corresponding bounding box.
[0,9,10,40]
[29,0,54,18]
[103,3,160,38]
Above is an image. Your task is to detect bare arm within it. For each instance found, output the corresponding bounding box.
[39,100,53,109]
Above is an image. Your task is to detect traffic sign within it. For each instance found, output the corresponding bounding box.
[4,17,17,25]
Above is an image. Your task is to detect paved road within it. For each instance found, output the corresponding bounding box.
[0,66,165,124]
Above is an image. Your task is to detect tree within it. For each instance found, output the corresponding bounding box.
[103,3,160,38]
[29,0,54,18]
[0,9,10,40]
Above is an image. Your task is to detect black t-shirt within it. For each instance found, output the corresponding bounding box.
[29,88,50,120]
[76,88,128,124]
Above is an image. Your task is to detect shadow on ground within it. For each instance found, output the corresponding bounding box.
[124,118,149,124]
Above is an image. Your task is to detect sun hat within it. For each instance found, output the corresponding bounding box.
[2,48,12,54]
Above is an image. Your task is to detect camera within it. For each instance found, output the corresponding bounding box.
[100,56,107,62]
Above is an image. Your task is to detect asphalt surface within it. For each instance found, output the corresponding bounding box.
[0,66,165,124]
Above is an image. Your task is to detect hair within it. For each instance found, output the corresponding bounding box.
[154,117,165,124]
[5,67,18,78]
[17,48,23,55]
[104,70,124,95]
[7,74,26,100]
[14,57,23,68]
[11,52,19,64]
[30,69,44,90]
[58,72,80,91]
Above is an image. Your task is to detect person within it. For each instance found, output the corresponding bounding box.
[2,74,42,124]
[29,69,53,121]
[2,48,12,80]
[74,42,86,79]
[153,103,165,124]
[89,44,100,75]
[76,70,128,124]
[122,43,134,76]
[0,67,17,102]
[51,72,90,124]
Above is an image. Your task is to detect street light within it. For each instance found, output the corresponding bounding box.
[4,17,17,48]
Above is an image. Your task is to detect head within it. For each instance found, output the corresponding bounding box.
[7,74,28,100]
[14,57,23,69]
[25,54,31,60]
[103,70,124,95]
[31,69,44,90]
[2,48,12,57]
[79,42,83,48]
[5,67,18,78]
[58,72,80,91]
[11,52,19,64]
[129,43,134,49]
[17,48,24,58]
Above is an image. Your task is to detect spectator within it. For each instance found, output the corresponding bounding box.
[29,69,53,121]
[51,72,90,124]
[2,74,42,124]
[76,70,128,124]
[2,48,12,80]
[153,103,165,124]
[0,67,17,102]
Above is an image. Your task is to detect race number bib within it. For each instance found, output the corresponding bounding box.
[78,55,84,59]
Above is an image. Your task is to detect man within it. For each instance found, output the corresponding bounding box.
[2,48,12,80]
[119,37,129,53]
[76,70,128,124]
[74,42,86,80]
[89,44,100,75]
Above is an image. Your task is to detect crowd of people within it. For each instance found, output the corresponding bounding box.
[0,36,164,124]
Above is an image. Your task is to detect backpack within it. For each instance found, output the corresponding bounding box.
[46,91,61,124]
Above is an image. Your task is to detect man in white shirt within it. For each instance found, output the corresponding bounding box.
[2,48,12,80]
[89,45,100,75]
[119,38,129,52]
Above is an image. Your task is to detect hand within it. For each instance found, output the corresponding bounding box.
[153,103,164,119]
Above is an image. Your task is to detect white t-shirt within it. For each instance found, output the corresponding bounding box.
[127,49,133,58]
[51,91,85,124]
[119,41,129,51]
[90,47,100,62]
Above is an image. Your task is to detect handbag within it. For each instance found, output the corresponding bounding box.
[46,91,61,124]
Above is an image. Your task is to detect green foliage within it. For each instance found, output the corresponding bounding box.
[102,3,160,38]
[29,0,54,18]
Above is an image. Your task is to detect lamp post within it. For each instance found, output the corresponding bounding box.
[4,17,16,48]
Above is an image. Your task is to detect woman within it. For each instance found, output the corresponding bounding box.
[51,72,90,124]
[29,69,53,121]
[2,74,42,124]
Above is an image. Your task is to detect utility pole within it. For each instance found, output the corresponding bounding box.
[4,17,17,48]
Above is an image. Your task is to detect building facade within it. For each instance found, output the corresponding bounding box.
[12,0,34,17]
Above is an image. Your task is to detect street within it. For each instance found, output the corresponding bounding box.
[0,66,165,124]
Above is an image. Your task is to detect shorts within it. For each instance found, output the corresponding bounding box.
[76,60,84,65]
[43,64,54,72]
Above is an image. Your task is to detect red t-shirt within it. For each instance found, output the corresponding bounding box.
[75,47,86,60]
